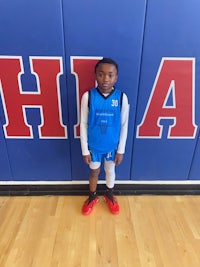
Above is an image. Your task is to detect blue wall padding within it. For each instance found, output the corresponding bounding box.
[0,0,199,181]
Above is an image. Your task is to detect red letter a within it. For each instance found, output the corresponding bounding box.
[137,58,197,138]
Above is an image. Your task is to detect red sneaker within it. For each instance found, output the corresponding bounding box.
[104,195,119,214]
[82,197,99,215]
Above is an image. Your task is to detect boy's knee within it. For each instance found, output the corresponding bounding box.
[104,161,115,173]
[89,167,100,178]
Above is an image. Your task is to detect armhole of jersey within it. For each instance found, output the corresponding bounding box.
[88,90,91,110]
[120,92,123,111]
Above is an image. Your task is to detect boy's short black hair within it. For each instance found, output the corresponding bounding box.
[95,58,118,73]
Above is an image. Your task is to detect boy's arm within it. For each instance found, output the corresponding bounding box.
[80,92,90,155]
[117,93,129,154]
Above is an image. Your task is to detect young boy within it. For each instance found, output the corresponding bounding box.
[80,58,129,215]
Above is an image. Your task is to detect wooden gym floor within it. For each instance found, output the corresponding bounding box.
[0,195,200,267]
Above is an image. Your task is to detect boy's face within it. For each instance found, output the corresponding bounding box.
[95,63,118,94]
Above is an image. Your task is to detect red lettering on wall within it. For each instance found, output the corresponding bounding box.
[0,56,67,138]
[71,56,102,138]
[137,58,197,138]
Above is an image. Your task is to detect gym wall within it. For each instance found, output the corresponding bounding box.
[0,0,200,186]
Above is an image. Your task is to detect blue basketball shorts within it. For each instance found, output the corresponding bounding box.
[89,150,116,170]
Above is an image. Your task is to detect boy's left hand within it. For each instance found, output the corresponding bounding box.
[114,153,124,165]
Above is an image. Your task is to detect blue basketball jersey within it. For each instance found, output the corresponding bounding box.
[88,88,122,154]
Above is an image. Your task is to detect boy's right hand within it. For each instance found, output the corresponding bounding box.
[83,154,92,165]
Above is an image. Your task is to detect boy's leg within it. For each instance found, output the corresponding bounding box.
[104,160,119,214]
[104,160,115,189]
[89,166,100,192]
[82,162,100,215]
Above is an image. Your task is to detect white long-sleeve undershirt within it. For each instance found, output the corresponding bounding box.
[80,90,129,156]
